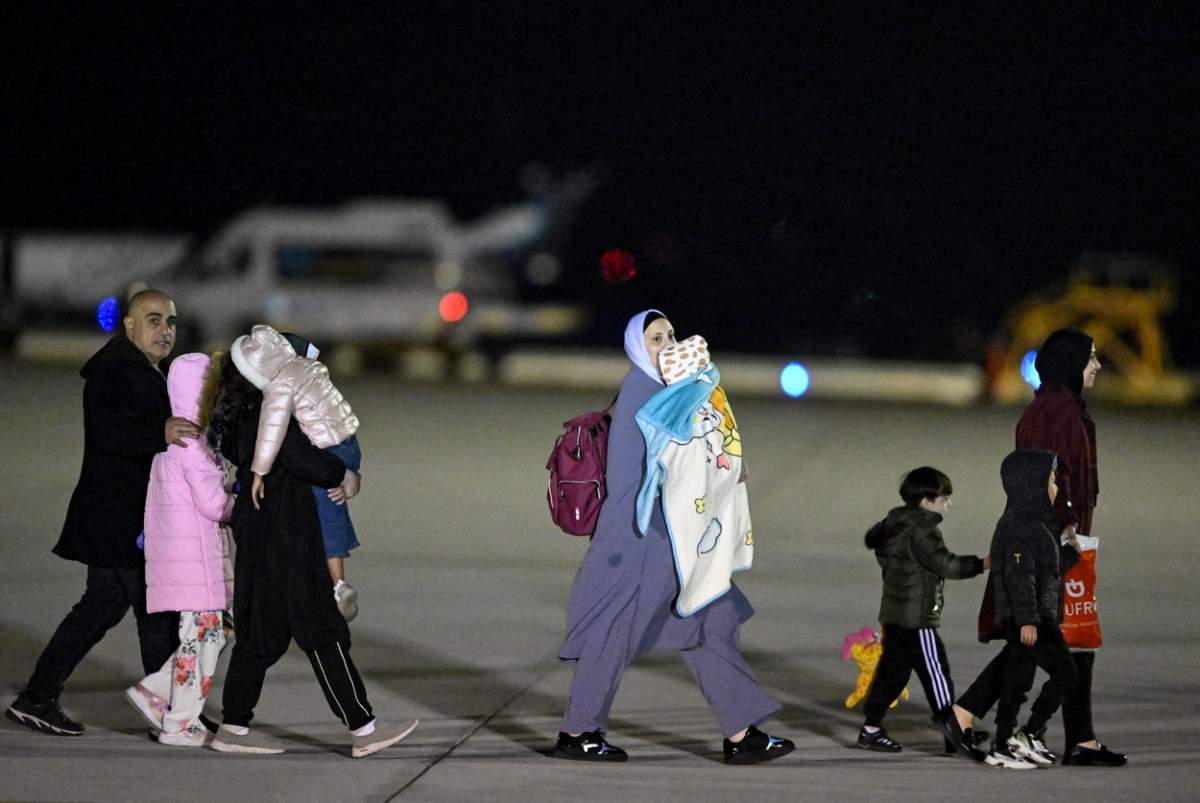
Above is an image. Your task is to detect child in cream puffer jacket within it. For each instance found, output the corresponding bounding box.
[230,324,363,621]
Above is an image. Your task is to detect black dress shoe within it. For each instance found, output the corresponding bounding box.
[1064,743,1127,767]
[553,731,628,762]
[939,715,986,761]
[723,725,795,764]
[944,727,990,755]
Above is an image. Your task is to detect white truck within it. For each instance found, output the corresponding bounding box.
[147,197,585,353]
[9,168,595,359]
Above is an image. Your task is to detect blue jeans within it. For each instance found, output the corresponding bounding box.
[312,434,361,559]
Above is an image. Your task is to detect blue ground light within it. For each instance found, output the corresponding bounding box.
[1020,349,1041,389]
[96,296,120,332]
[780,362,810,398]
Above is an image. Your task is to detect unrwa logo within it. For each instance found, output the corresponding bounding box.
[1065,579,1086,598]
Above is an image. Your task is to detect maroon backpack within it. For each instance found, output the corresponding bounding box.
[546,407,612,536]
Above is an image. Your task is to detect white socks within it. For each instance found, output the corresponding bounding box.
[221,723,250,736]
[352,719,376,737]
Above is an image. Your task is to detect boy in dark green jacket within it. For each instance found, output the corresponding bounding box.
[857,467,988,758]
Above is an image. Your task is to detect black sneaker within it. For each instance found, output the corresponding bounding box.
[553,731,628,762]
[1063,742,1127,767]
[940,714,986,761]
[858,727,903,753]
[723,725,795,765]
[6,691,84,736]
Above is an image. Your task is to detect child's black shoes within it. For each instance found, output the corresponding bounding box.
[857,726,902,753]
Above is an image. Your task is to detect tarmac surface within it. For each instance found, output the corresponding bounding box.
[1,360,1198,802]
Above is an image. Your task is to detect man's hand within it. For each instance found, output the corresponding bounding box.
[1020,625,1038,646]
[328,469,361,506]
[165,416,200,447]
[251,473,266,510]
[982,556,991,571]
[1061,524,1080,549]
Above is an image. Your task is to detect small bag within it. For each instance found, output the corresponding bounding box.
[1059,535,1102,649]
[976,572,1002,643]
[546,408,612,536]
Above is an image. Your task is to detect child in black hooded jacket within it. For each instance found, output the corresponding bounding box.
[959,449,1080,769]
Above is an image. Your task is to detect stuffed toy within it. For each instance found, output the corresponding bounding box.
[841,626,908,709]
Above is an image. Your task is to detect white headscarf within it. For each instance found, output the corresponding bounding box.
[624,308,666,384]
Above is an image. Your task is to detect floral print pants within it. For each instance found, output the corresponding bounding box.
[139,610,228,736]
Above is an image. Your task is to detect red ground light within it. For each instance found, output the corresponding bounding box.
[600,249,637,283]
[439,290,469,322]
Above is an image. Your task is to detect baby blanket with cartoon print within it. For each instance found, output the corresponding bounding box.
[635,336,753,616]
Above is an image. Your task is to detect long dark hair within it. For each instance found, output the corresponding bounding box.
[206,351,262,454]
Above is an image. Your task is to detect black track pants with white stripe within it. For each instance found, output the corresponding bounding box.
[862,624,956,727]
[222,639,374,730]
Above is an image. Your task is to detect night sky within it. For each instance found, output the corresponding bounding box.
[7,5,1198,361]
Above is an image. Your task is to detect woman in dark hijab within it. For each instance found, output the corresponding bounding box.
[554,310,793,765]
[1014,329,1125,766]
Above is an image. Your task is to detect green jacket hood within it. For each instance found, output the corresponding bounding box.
[864,505,942,552]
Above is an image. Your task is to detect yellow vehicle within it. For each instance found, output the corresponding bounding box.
[987,253,1194,405]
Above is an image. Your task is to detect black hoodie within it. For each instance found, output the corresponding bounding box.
[53,333,172,568]
[1034,329,1093,396]
[988,449,1080,627]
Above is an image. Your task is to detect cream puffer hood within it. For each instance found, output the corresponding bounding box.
[232,324,359,477]
[231,325,296,390]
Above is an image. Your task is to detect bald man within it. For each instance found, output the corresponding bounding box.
[7,290,201,736]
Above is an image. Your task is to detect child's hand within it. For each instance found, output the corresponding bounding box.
[251,473,266,510]
[982,557,991,571]
[1019,625,1037,646]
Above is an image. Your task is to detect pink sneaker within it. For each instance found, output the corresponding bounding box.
[158,724,211,747]
[124,684,166,730]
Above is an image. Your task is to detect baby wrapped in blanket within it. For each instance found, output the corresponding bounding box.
[635,335,754,616]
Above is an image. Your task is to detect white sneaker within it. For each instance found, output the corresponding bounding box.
[351,719,418,758]
[210,726,286,754]
[334,580,359,622]
[124,684,166,730]
[1026,730,1058,763]
[985,745,1039,769]
[1008,731,1053,766]
[158,726,211,747]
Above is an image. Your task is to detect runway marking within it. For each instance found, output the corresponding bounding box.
[384,655,559,800]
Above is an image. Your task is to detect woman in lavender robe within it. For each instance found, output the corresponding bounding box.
[554,310,793,765]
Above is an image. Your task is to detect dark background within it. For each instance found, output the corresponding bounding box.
[5,5,1197,362]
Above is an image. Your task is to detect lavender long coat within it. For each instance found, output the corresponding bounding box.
[560,368,754,660]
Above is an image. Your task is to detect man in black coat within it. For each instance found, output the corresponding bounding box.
[6,289,201,736]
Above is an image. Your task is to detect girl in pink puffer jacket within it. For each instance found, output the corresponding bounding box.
[125,352,235,747]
